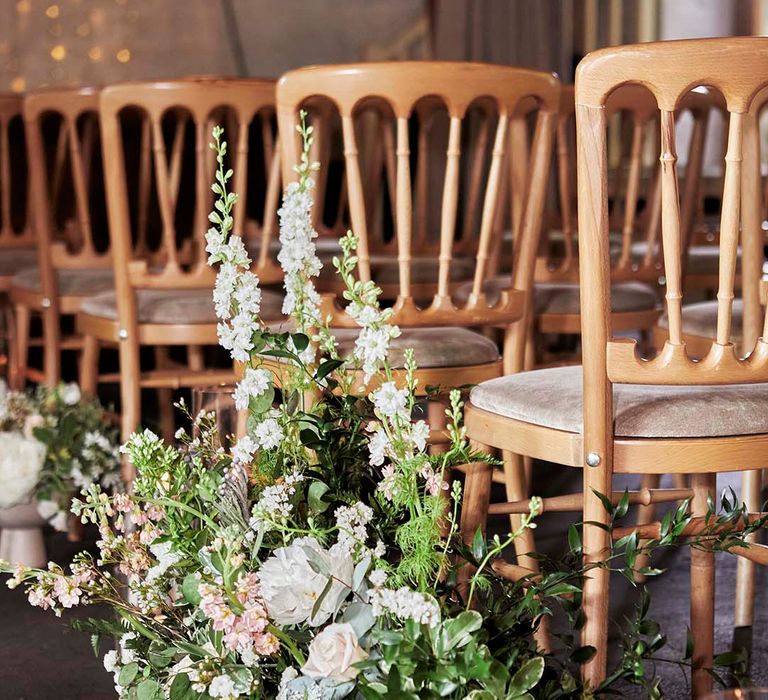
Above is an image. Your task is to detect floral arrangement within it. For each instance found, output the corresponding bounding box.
[0,381,121,530]
[1,118,762,700]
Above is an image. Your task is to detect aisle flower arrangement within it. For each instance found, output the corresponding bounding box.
[0,381,121,530]
[1,118,760,699]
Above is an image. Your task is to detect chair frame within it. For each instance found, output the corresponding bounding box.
[461,38,768,697]
[10,86,107,388]
[77,78,283,461]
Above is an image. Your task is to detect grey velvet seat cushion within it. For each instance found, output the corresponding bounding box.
[658,299,742,341]
[332,326,499,369]
[0,249,36,277]
[687,245,741,276]
[12,267,114,296]
[454,276,658,315]
[470,364,768,438]
[81,288,285,325]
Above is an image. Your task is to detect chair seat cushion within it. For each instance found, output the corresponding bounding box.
[0,249,36,277]
[12,267,114,296]
[454,276,658,315]
[470,364,768,438]
[80,288,285,325]
[687,245,741,276]
[658,299,742,341]
[332,326,499,369]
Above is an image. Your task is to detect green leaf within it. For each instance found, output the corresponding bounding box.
[118,662,139,688]
[137,679,163,700]
[316,358,344,381]
[508,656,544,694]
[444,611,483,650]
[174,640,210,658]
[614,489,630,520]
[591,489,614,516]
[170,673,191,700]
[471,528,486,561]
[307,481,330,514]
[310,574,334,622]
[684,627,694,659]
[182,574,201,605]
[249,386,275,415]
[567,524,581,554]
[291,333,310,351]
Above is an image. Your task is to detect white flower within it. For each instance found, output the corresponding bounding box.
[367,426,390,467]
[253,470,304,522]
[410,420,430,453]
[260,536,353,626]
[233,367,272,411]
[102,649,118,673]
[0,432,46,508]
[254,417,283,450]
[371,382,409,422]
[301,623,367,682]
[61,383,81,405]
[231,436,258,465]
[208,673,239,698]
[354,326,399,381]
[369,569,387,587]
[335,502,373,553]
[213,262,239,320]
[369,587,441,627]
[147,540,183,581]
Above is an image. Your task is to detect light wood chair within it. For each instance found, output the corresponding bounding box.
[460,38,768,697]
[9,87,115,388]
[277,61,559,431]
[77,79,285,464]
[0,93,35,379]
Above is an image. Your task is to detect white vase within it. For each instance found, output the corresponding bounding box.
[0,501,46,568]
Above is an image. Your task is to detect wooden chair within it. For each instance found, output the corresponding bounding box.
[460,38,768,697]
[9,87,115,388]
[0,93,35,379]
[77,79,284,462]
[277,61,559,423]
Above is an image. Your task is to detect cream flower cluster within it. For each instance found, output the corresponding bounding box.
[368,587,441,627]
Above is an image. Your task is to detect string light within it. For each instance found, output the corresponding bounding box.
[15,1,30,14]
[88,46,103,62]
[10,77,26,92]
[50,44,66,61]
[116,48,131,63]
[45,5,60,19]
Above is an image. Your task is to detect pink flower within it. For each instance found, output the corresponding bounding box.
[53,577,82,608]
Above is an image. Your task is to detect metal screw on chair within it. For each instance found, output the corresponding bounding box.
[40,297,51,309]
[118,329,128,340]
[585,452,601,468]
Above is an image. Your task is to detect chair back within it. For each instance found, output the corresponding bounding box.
[98,78,282,331]
[0,94,32,251]
[541,83,711,285]
[277,61,560,329]
[576,37,768,402]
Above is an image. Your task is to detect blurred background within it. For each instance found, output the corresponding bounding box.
[0,0,764,93]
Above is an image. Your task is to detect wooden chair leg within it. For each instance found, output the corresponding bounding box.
[459,452,494,599]
[2,302,15,383]
[735,469,762,628]
[581,465,613,687]
[633,473,661,581]
[154,346,175,442]
[11,303,30,390]
[118,340,141,483]
[41,305,61,387]
[690,472,716,699]
[79,334,99,398]
[427,398,449,455]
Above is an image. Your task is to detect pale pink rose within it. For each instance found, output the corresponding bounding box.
[301,623,367,682]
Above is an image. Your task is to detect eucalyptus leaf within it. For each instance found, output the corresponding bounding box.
[118,662,139,688]
[136,678,163,700]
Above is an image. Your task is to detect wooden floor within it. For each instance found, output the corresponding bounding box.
[0,470,766,698]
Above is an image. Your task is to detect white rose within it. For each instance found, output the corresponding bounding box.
[260,537,353,627]
[103,649,118,673]
[301,623,367,682]
[0,432,46,508]
[61,383,81,406]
